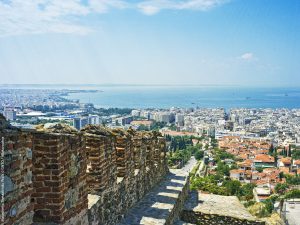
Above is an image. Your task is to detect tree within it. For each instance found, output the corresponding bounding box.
[223,180,241,195]
[256,167,263,173]
[214,149,235,160]
[288,145,292,157]
[168,124,177,131]
[165,134,171,142]
[240,183,256,201]
[292,150,300,160]
[275,183,289,195]
[285,174,300,185]
[195,150,204,160]
[264,199,274,213]
[216,162,230,176]
[137,124,149,131]
[279,172,284,181]
[269,143,274,154]
[190,176,228,195]
[274,152,278,164]
[284,189,300,199]
[150,121,167,130]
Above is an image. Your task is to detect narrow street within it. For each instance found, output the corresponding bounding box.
[181,156,198,173]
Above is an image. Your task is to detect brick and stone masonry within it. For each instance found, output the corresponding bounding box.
[31,124,88,225]
[1,114,168,225]
[82,125,117,194]
[86,127,168,225]
[1,115,34,225]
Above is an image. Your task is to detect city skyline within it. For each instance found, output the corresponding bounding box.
[0,0,300,86]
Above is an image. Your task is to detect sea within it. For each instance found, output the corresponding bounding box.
[1,85,300,109]
[62,85,300,109]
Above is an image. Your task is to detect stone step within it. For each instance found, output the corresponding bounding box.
[117,166,194,225]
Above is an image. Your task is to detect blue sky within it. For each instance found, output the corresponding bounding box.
[0,0,299,86]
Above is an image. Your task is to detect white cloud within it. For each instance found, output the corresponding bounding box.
[240,52,254,61]
[138,0,230,15]
[0,0,230,36]
[177,0,230,10]
[138,4,161,15]
[138,0,171,15]
[89,0,128,13]
[0,0,94,37]
[0,0,132,37]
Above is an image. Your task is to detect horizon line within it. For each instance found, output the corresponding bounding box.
[1,83,300,88]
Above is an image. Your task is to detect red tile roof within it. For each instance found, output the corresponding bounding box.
[230,169,245,174]
[280,157,292,165]
[254,154,275,163]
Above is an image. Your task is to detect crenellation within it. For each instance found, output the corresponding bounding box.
[132,134,143,170]
[85,128,169,225]
[113,128,134,179]
[1,115,169,225]
[83,125,117,194]
[31,126,88,225]
[157,136,168,176]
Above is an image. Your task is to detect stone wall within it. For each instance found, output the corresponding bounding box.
[1,119,34,225]
[1,115,168,225]
[32,127,88,225]
[165,170,190,225]
[83,126,116,194]
[87,127,168,225]
[180,192,265,225]
[181,211,265,225]
[119,167,192,225]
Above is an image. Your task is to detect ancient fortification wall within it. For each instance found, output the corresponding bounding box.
[1,115,168,225]
[1,115,265,225]
[1,117,34,225]
[32,131,88,225]
[86,127,168,225]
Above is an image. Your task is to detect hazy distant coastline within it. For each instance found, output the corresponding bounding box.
[63,86,300,109]
[1,84,300,109]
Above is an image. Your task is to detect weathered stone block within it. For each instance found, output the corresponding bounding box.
[1,125,34,225]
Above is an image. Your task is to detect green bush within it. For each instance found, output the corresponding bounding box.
[275,183,289,194]
[285,174,300,185]
[195,150,204,160]
[264,199,274,213]
[292,149,300,160]
[284,189,300,199]
[244,200,256,208]
[239,183,256,201]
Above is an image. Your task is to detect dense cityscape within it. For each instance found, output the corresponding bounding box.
[2,88,300,145]
[1,0,300,224]
[1,87,300,224]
